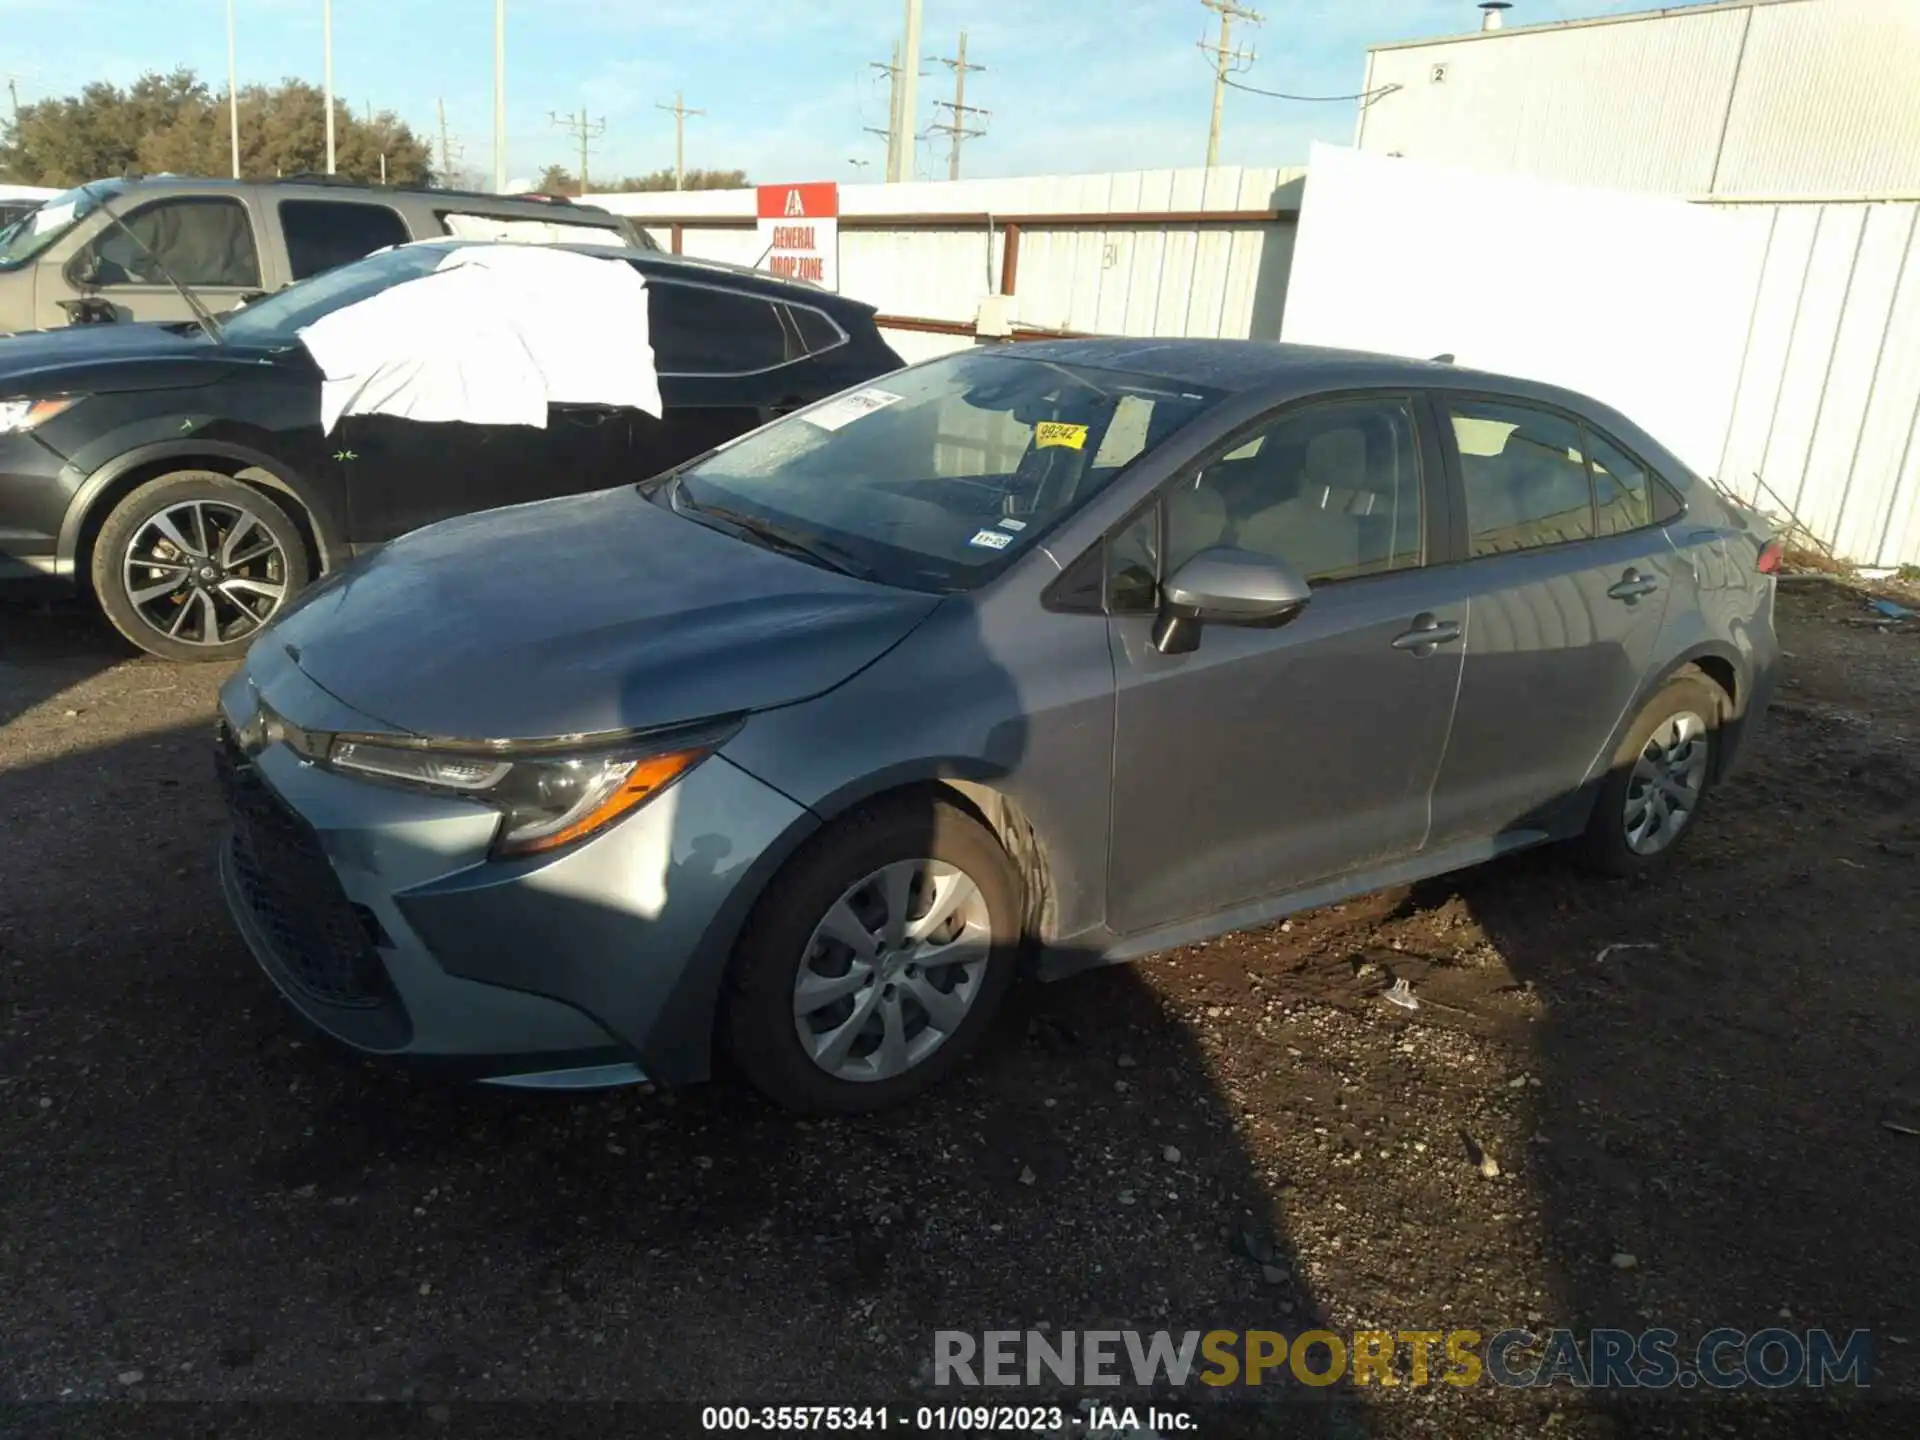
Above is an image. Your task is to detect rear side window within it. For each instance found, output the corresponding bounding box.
[648,281,788,375]
[82,196,260,289]
[789,305,846,356]
[278,199,411,280]
[1450,400,1595,556]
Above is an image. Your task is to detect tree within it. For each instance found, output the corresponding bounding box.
[535,164,581,196]
[0,71,432,187]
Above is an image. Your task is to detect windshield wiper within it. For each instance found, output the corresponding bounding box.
[675,488,879,582]
[78,182,226,345]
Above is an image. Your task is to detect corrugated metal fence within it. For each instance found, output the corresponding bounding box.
[1714,196,1920,568]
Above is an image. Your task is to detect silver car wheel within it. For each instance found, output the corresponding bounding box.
[792,858,993,1084]
[1622,709,1709,855]
[123,499,290,648]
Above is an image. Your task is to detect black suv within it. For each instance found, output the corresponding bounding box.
[0,176,654,333]
[0,240,904,660]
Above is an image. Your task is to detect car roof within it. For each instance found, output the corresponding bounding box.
[103,175,631,223]
[1015,335,1622,413]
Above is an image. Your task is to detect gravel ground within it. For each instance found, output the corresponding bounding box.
[1,579,1916,1438]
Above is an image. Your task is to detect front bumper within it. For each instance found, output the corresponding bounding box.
[213,667,809,1087]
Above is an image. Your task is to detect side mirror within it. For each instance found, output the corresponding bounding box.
[69,249,101,288]
[1151,546,1312,655]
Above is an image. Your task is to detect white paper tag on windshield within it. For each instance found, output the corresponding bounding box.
[801,387,903,432]
[967,528,1013,550]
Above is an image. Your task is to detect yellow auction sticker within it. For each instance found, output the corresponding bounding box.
[1034,421,1088,450]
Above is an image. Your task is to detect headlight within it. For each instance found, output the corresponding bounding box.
[325,729,727,858]
[0,395,81,433]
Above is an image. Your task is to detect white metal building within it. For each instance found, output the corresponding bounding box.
[1355,0,1920,199]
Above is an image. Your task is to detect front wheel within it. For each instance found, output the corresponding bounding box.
[91,471,310,663]
[1578,673,1721,875]
[723,798,1023,1113]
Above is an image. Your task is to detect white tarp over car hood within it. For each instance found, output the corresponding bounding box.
[297,243,662,435]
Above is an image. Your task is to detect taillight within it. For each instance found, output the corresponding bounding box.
[1756,541,1783,575]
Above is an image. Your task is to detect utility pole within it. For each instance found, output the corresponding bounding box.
[865,43,902,182]
[1198,0,1262,169]
[226,0,241,178]
[655,92,703,191]
[550,108,606,193]
[436,98,464,183]
[492,0,507,192]
[7,79,18,124]
[323,0,335,173]
[890,0,923,182]
[928,30,986,182]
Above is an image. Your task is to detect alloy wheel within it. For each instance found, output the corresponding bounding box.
[1622,709,1709,855]
[792,858,993,1083]
[122,499,290,648]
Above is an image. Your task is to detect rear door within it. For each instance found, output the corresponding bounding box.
[1424,394,1681,846]
[40,194,268,328]
[1103,393,1466,936]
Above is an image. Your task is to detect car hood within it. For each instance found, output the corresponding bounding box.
[0,322,242,392]
[267,486,943,741]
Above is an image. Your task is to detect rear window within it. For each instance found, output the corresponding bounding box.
[435,210,638,247]
[790,305,846,355]
[648,281,789,375]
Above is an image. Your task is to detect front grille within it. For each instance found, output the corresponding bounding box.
[215,723,394,1009]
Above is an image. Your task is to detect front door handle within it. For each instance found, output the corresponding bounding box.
[1391,614,1462,652]
[1608,569,1662,601]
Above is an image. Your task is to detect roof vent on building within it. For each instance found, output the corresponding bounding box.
[1479,1,1512,30]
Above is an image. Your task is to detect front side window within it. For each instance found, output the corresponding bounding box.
[1451,399,1594,556]
[1157,396,1426,586]
[279,199,412,280]
[80,196,261,289]
[668,350,1220,592]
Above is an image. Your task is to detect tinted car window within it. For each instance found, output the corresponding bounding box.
[649,281,788,374]
[84,196,261,289]
[1162,397,1425,585]
[790,305,845,356]
[279,199,411,280]
[1451,400,1594,556]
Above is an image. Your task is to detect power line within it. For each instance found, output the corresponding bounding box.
[549,107,605,193]
[1220,72,1404,103]
[927,29,986,182]
[655,92,703,191]
[1197,0,1261,169]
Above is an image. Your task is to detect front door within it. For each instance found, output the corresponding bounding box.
[38,195,267,329]
[1425,396,1680,845]
[1105,394,1465,937]
[337,405,635,546]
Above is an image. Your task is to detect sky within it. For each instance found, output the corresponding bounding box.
[1,0,1711,188]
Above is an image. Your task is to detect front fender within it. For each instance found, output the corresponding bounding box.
[56,433,343,576]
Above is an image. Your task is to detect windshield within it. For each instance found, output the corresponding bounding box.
[671,349,1222,592]
[0,180,123,270]
[218,244,451,345]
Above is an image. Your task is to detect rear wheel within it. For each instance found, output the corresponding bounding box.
[723,798,1022,1113]
[1578,673,1720,875]
[91,471,309,663]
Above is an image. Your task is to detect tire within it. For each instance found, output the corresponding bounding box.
[723,797,1023,1114]
[1577,672,1722,876]
[90,471,310,663]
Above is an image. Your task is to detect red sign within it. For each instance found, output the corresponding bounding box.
[756,182,840,290]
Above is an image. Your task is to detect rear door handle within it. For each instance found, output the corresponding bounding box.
[1608,569,1661,601]
[1391,615,1462,652]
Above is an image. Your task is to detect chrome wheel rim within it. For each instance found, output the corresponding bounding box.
[1623,710,1709,855]
[122,499,289,647]
[793,858,992,1084]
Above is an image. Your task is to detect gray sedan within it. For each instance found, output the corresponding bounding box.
[214,341,1780,1112]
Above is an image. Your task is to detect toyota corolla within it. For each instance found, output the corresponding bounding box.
[214,341,1779,1112]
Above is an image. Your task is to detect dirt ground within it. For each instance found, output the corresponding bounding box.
[1,579,1916,1438]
